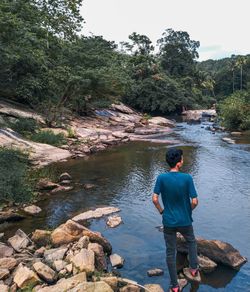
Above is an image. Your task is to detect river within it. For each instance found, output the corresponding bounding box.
[1,122,250,291]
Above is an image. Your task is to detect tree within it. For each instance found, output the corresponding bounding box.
[236,56,247,90]
[157,29,200,77]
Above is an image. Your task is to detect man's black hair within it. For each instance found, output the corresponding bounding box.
[166,148,183,168]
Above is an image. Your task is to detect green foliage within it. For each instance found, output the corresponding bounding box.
[219,91,250,130]
[67,127,77,138]
[10,118,38,135]
[30,130,66,146]
[0,147,33,203]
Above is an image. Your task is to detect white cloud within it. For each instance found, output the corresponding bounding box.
[81,0,250,61]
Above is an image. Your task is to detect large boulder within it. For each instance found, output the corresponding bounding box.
[177,233,247,269]
[72,207,120,223]
[33,261,57,284]
[31,230,52,247]
[0,268,10,280]
[69,281,114,292]
[13,264,41,289]
[70,249,95,274]
[36,272,87,292]
[0,283,8,292]
[8,229,29,252]
[51,220,112,254]
[120,284,140,292]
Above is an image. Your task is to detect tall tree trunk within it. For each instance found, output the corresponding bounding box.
[240,66,243,90]
[232,70,235,93]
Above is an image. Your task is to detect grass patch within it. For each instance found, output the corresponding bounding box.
[0,147,33,203]
[9,117,39,135]
[30,130,66,146]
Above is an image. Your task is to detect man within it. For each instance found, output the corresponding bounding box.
[152,148,200,292]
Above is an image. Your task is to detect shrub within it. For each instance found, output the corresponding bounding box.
[0,147,33,203]
[30,130,66,146]
[10,118,38,135]
[67,127,77,138]
[219,91,250,130]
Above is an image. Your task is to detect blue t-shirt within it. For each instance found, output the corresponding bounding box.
[153,172,198,227]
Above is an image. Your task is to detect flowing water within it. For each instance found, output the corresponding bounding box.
[1,122,250,291]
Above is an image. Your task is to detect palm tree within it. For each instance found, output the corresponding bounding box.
[236,56,247,90]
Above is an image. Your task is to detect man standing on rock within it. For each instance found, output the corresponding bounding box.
[152,148,200,292]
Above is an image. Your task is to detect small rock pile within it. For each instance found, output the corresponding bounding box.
[0,218,161,291]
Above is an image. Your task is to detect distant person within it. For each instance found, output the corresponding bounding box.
[152,148,200,292]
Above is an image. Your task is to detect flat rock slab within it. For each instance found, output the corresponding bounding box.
[68,281,114,292]
[222,137,235,144]
[177,233,247,269]
[0,283,9,292]
[72,207,120,223]
[106,216,122,228]
[147,268,164,277]
[23,205,42,215]
[36,272,87,292]
[0,268,10,280]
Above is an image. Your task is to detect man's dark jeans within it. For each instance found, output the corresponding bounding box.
[163,225,198,288]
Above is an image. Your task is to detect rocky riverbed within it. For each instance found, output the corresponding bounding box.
[0,206,247,292]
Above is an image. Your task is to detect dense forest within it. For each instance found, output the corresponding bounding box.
[0,0,249,129]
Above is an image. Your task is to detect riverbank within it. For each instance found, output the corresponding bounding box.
[0,100,177,167]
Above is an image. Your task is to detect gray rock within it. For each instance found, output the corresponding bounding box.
[33,261,57,284]
[120,284,140,292]
[106,216,122,228]
[110,253,124,268]
[70,248,95,274]
[23,205,42,215]
[53,260,67,272]
[0,243,14,257]
[8,229,29,252]
[147,268,164,277]
[36,179,59,190]
[44,247,67,263]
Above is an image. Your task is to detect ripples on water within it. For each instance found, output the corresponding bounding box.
[1,123,250,291]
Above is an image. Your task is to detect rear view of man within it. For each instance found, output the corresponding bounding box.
[152,148,200,292]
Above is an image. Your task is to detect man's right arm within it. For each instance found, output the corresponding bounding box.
[191,197,198,210]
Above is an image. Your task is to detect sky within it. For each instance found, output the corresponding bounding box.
[80,0,250,61]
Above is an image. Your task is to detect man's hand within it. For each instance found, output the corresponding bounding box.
[152,193,164,215]
[191,198,198,210]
